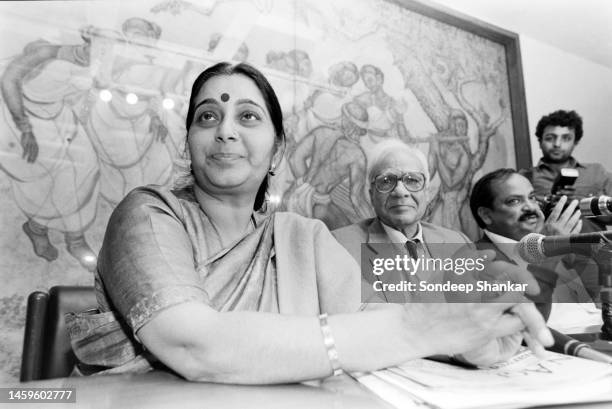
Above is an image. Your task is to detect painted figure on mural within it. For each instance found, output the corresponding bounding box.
[0,26,100,270]
[353,64,413,147]
[83,17,177,205]
[0,17,183,270]
[286,101,371,229]
[390,38,509,239]
[283,61,360,149]
[426,109,472,234]
[426,108,505,239]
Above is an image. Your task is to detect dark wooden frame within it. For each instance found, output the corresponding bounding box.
[388,0,532,169]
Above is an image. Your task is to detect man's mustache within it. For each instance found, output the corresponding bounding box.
[518,211,539,221]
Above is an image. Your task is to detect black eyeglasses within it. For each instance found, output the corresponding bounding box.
[371,172,426,193]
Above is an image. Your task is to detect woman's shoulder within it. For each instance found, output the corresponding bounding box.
[114,185,197,221]
[121,184,177,206]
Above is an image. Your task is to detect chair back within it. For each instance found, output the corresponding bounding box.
[21,286,96,381]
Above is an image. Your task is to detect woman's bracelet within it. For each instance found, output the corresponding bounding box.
[318,313,344,376]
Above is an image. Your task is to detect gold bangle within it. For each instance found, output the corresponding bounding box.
[318,313,343,376]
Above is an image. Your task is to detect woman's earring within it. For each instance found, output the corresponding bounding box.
[268,163,276,176]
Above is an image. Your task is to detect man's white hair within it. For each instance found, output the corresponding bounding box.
[366,139,430,182]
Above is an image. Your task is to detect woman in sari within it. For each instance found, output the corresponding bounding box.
[68,62,552,384]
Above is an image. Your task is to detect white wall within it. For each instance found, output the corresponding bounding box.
[521,36,612,168]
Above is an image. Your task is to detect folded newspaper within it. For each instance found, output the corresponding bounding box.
[357,348,612,409]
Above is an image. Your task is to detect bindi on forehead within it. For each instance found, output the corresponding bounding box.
[220,93,230,102]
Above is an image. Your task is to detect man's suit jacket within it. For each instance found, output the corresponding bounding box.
[475,234,558,320]
[332,218,473,302]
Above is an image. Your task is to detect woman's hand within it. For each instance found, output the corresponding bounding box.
[407,246,551,365]
[399,297,551,366]
[455,333,523,367]
[454,302,551,366]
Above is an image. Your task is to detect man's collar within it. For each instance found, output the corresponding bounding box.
[536,156,584,170]
[483,229,517,244]
[380,220,423,243]
[483,230,526,267]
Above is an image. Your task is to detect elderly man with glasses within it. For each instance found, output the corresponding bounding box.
[332,140,474,302]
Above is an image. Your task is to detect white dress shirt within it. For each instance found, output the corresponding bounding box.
[381,221,424,244]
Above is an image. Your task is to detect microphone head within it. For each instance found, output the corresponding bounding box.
[517,233,546,263]
[579,195,612,217]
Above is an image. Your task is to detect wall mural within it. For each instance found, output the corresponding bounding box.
[0,0,517,381]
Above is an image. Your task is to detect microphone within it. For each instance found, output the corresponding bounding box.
[548,328,612,364]
[517,231,612,263]
[580,195,612,217]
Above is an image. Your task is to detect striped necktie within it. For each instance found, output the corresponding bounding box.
[405,240,419,260]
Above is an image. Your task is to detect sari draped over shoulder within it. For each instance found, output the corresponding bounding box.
[66,186,279,375]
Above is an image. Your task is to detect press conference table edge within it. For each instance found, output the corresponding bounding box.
[5,369,612,409]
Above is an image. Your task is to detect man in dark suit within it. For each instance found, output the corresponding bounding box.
[333,140,473,302]
[333,144,554,364]
[469,168,582,319]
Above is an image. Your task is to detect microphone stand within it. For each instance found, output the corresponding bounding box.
[594,245,612,340]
